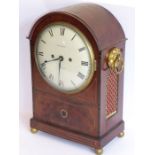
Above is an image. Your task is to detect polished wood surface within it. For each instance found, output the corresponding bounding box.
[29,3,126,149]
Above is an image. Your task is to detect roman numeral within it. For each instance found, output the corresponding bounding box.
[49,74,54,80]
[81,61,88,66]
[71,33,76,41]
[37,52,44,56]
[41,39,46,44]
[77,72,85,80]
[78,47,86,52]
[48,28,53,37]
[71,80,76,87]
[60,27,65,36]
[40,63,46,70]
[59,80,64,87]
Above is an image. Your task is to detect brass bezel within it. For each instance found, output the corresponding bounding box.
[34,22,96,94]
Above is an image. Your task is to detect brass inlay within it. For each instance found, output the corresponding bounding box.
[106,111,117,119]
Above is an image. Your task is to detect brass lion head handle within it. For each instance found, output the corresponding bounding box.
[107,48,124,74]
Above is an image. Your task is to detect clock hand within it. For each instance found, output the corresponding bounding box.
[44,57,60,63]
[40,56,64,86]
[40,57,60,67]
[58,56,63,86]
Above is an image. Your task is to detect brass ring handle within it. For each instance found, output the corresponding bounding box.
[107,48,124,74]
[60,109,68,119]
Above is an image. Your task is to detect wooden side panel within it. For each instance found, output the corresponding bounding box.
[99,42,125,136]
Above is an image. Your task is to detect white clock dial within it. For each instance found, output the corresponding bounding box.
[35,23,95,93]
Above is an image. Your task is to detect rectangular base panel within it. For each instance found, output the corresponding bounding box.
[30,118,124,149]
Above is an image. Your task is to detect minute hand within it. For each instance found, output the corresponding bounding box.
[58,59,61,85]
[58,56,64,86]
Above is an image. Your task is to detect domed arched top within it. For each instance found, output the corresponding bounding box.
[28,3,126,51]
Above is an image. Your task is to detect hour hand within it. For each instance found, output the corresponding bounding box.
[40,57,60,69]
[44,57,60,63]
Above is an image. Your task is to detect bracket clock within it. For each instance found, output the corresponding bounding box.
[28,3,126,155]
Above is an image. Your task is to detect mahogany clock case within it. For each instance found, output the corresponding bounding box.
[28,3,126,149]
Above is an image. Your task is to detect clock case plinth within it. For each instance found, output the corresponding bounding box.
[28,3,126,151]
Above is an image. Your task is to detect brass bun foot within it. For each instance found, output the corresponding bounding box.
[95,148,103,155]
[31,128,38,133]
[118,131,125,137]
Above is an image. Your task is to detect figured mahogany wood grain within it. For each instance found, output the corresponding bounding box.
[29,3,126,51]
[99,42,125,136]
[31,118,124,149]
[33,91,98,136]
[59,3,126,51]
[29,3,126,149]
